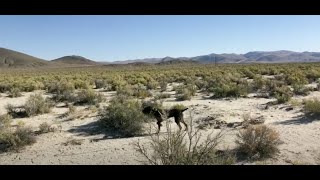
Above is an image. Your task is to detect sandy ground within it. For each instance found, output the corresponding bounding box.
[1,86,320,165]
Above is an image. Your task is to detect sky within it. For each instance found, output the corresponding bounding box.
[1,15,320,62]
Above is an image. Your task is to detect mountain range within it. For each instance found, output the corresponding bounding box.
[1,47,320,68]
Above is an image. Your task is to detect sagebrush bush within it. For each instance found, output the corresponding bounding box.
[292,84,310,96]
[159,81,167,92]
[134,114,235,165]
[132,84,152,99]
[46,80,75,94]
[75,89,104,105]
[8,88,22,98]
[74,81,90,90]
[175,89,192,101]
[25,94,53,117]
[155,93,171,99]
[303,98,320,116]
[0,126,36,152]
[94,79,107,89]
[38,122,56,134]
[273,86,293,104]
[236,125,281,159]
[99,97,149,137]
[0,114,12,129]
[210,83,248,99]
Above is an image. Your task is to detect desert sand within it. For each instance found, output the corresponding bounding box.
[1,85,320,165]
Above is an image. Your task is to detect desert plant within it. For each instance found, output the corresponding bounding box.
[94,79,107,89]
[175,89,192,101]
[236,125,281,159]
[24,94,53,117]
[99,97,149,137]
[303,98,320,116]
[8,88,22,98]
[0,114,12,129]
[38,122,57,134]
[155,93,171,100]
[0,126,36,152]
[159,81,167,92]
[134,112,235,165]
[273,86,293,104]
[75,89,104,105]
[292,84,310,96]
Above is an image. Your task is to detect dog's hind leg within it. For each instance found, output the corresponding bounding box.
[181,119,188,131]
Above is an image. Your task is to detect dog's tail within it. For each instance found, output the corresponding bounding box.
[181,108,188,112]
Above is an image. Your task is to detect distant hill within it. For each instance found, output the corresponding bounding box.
[0,48,49,68]
[111,50,320,64]
[3,47,320,69]
[51,55,99,65]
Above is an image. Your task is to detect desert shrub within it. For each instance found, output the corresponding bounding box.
[99,97,148,137]
[74,81,90,89]
[273,86,293,104]
[38,122,56,134]
[146,81,159,90]
[134,113,235,165]
[46,80,75,94]
[159,81,167,92]
[132,84,153,99]
[0,126,36,152]
[292,84,311,96]
[243,69,255,79]
[210,83,248,99]
[303,98,320,116]
[0,114,12,129]
[94,79,107,89]
[51,90,76,103]
[155,93,171,99]
[67,103,76,114]
[194,79,208,91]
[8,88,22,98]
[236,125,281,159]
[116,84,134,96]
[75,89,104,105]
[285,73,308,85]
[24,94,53,117]
[175,89,192,101]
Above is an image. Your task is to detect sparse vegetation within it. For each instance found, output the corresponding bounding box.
[8,88,22,98]
[236,125,281,159]
[0,126,36,152]
[134,113,235,165]
[24,94,53,117]
[99,96,149,137]
[75,89,104,105]
[303,98,320,116]
[38,122,57,134]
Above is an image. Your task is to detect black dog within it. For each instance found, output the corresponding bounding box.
[142,106,188,133]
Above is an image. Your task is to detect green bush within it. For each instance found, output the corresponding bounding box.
[159,81,167,92]
[99,97,148,137]
[175,89,192,101]
[46,80,75,94]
